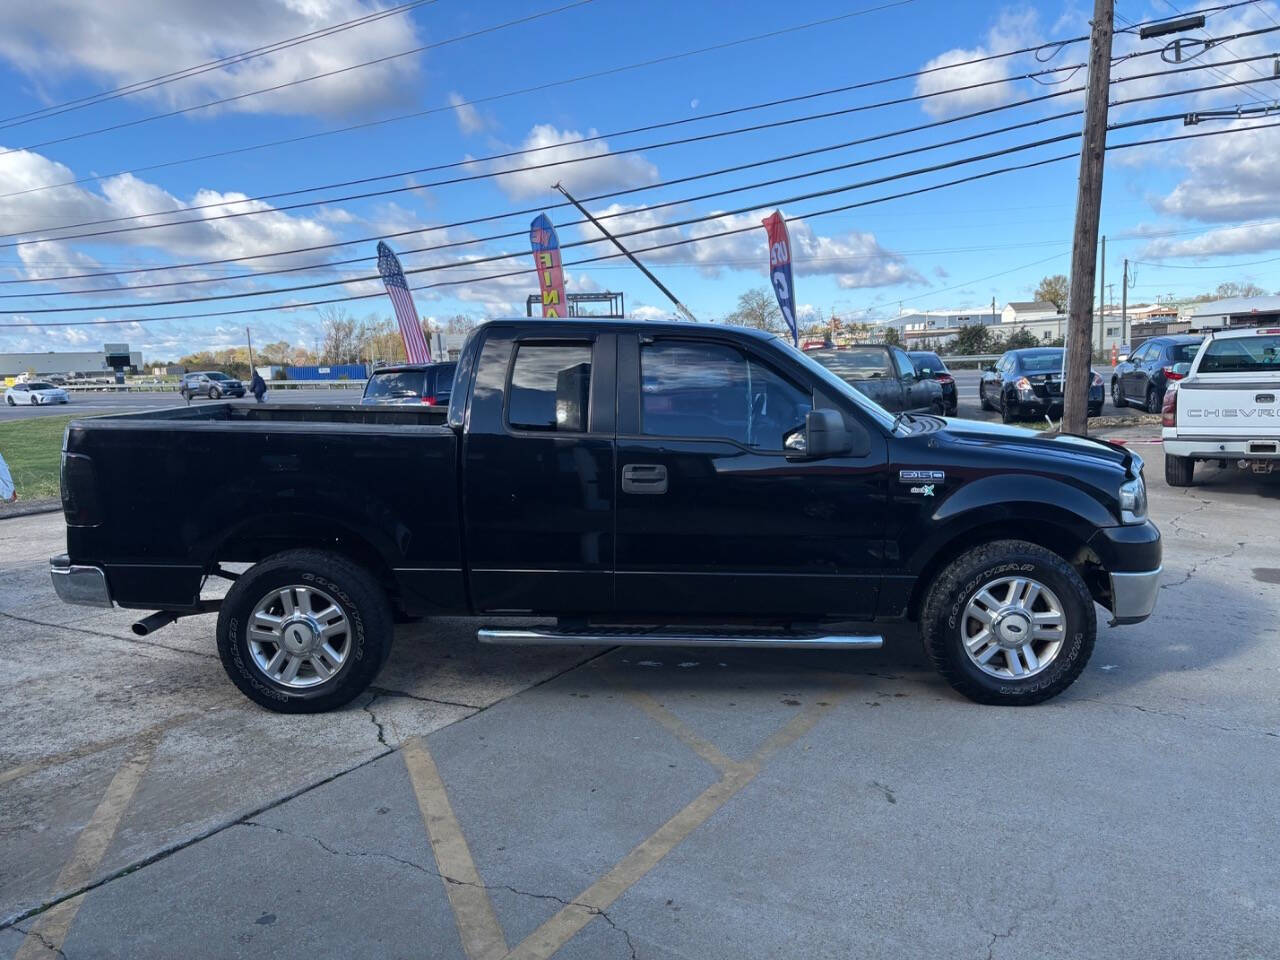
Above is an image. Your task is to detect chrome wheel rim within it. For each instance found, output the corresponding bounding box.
[961,575,1065,680]
[247,584,351,689]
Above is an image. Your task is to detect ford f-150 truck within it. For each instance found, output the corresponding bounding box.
[50,319,1161,712]
[1161,326,1280,485]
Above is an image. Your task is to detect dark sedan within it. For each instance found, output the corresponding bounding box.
[907,350,957,415]
[361,361,457,406]
[1111,334,1203,413]
[979,348,1104,423]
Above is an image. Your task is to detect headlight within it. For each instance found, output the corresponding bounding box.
[1118,476,1147,524]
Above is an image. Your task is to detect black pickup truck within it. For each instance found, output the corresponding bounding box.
[51,319,1161,712]
[807,344,945,414]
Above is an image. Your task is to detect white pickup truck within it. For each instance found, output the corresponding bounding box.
[1161,326,1280,485]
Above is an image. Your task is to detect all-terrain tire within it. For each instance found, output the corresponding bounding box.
[1165,453,1194,487]
[216,549,393,713]
[920,539,1096,706]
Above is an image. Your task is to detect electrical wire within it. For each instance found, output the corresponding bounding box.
[0,0,441,131]
[0,1,597,160]
[7,43,1278,251]
[4,110,1276,323]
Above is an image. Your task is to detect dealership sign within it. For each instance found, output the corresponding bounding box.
[761,210,798,346]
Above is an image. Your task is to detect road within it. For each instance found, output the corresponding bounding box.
[1,439,1276,959]
[0,388,363,422]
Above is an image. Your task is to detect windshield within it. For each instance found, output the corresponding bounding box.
[365,369,426,399]
[1016,350,1065,373]
[774,339,896,430]
[207,372,230,381]
[1200,334,1280,373]
[28,382,55,390]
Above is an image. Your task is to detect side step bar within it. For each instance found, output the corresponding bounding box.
[477,628,882,650]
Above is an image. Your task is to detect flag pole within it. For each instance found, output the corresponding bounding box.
[552,183,697,323]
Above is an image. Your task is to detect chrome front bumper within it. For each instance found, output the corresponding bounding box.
[1109,567,1161,626]
[50,555,113,608]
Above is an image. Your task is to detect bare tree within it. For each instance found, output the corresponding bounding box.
[725,287,784,332]
[318,305,363,364]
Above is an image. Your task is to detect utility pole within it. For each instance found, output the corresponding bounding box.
[246,326,255,371]
[1063,0,1114,435]
[1121,258,1128,351]
[991,296,997,324]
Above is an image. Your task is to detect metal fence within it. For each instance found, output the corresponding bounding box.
[65,381,368,393]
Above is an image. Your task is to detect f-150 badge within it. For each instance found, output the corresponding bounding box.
[899,469,945,483]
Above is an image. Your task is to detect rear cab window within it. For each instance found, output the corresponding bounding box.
[507,343,592,432]
[1199,335,1280,373]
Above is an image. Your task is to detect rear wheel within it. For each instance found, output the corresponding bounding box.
[217,549,393,713]
[1111,379,1126,408]
[920,540,1096,705]
[1000,396,1017,423]
[1165,452,1195,486]
[1145,386,1160,414]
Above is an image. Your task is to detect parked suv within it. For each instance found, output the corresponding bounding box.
[179,371,245,401]
[1112,335,1203,413]
[361,362,457,406]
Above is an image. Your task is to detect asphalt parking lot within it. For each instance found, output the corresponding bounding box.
[1,436,1277,959]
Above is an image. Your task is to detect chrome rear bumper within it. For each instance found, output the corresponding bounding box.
[50,555,113,608]
[1109,567,1161,626]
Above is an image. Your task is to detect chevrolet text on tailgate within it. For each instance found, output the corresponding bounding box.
[50,319,1162,712]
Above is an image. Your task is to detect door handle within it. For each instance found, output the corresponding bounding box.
[622,463,668,494]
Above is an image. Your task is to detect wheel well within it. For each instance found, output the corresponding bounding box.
[213,519,398,599]
[906,520,1106,621]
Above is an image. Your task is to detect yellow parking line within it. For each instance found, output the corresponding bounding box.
[623,692,743,776]
[0,712,200,787]
[504,693,843,960]
[403,737,509,960]
[14,737,158,959]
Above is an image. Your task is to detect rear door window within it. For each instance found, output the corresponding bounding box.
[507,343,592,432]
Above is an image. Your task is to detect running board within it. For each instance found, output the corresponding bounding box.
[476,628,882,650]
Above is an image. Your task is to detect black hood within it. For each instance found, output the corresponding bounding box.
[937,417,1136,474]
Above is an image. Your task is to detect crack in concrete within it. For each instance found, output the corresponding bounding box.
[362,696,390,749]
[981,921,1017,960]
[367,685,484,711]
[11,921,70,959]
[239,820,638,958]
[1164,490,1215,540]
[1075,696,1279,739]
[1159,541,1245,590]
[0,609,217,660]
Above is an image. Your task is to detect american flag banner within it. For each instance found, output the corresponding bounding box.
[376,241,432,363]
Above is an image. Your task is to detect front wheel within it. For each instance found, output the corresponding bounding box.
[920,539,1096,705]
[5,396,13,406]
[217,549,393,713]
[209,386,222,400]
[979,384,993,411]
[1111,379,1126,408]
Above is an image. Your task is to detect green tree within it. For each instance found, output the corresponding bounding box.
[882,326,902,347]
[949,323,991,355]
[1004,327,1039,349]
[1034,274,1069,311]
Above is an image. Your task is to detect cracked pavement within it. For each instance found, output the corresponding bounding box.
[2,444,1278,959]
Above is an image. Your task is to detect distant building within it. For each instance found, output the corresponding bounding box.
[0,343,142,379]
[1001,301,1060,324]
[1185,295,1280,330]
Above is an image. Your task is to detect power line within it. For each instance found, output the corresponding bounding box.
[6,111,1277,326]
[6,44,1276,251]
[0,1,596,161]
[0,0,441,131]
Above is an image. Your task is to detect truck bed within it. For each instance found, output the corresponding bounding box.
[62,402,461,612]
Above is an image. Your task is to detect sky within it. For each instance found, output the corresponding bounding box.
[2,0,1280,360]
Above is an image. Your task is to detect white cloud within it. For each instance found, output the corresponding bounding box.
[447,92,488,136]
[913,9,1041,119]
[0,0,426,119]
[472,125,660,201]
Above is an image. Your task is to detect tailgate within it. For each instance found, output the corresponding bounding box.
[1176,378,1280,437]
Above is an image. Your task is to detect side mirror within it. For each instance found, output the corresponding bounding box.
[983,364,996,373]
[788,408,859,459]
